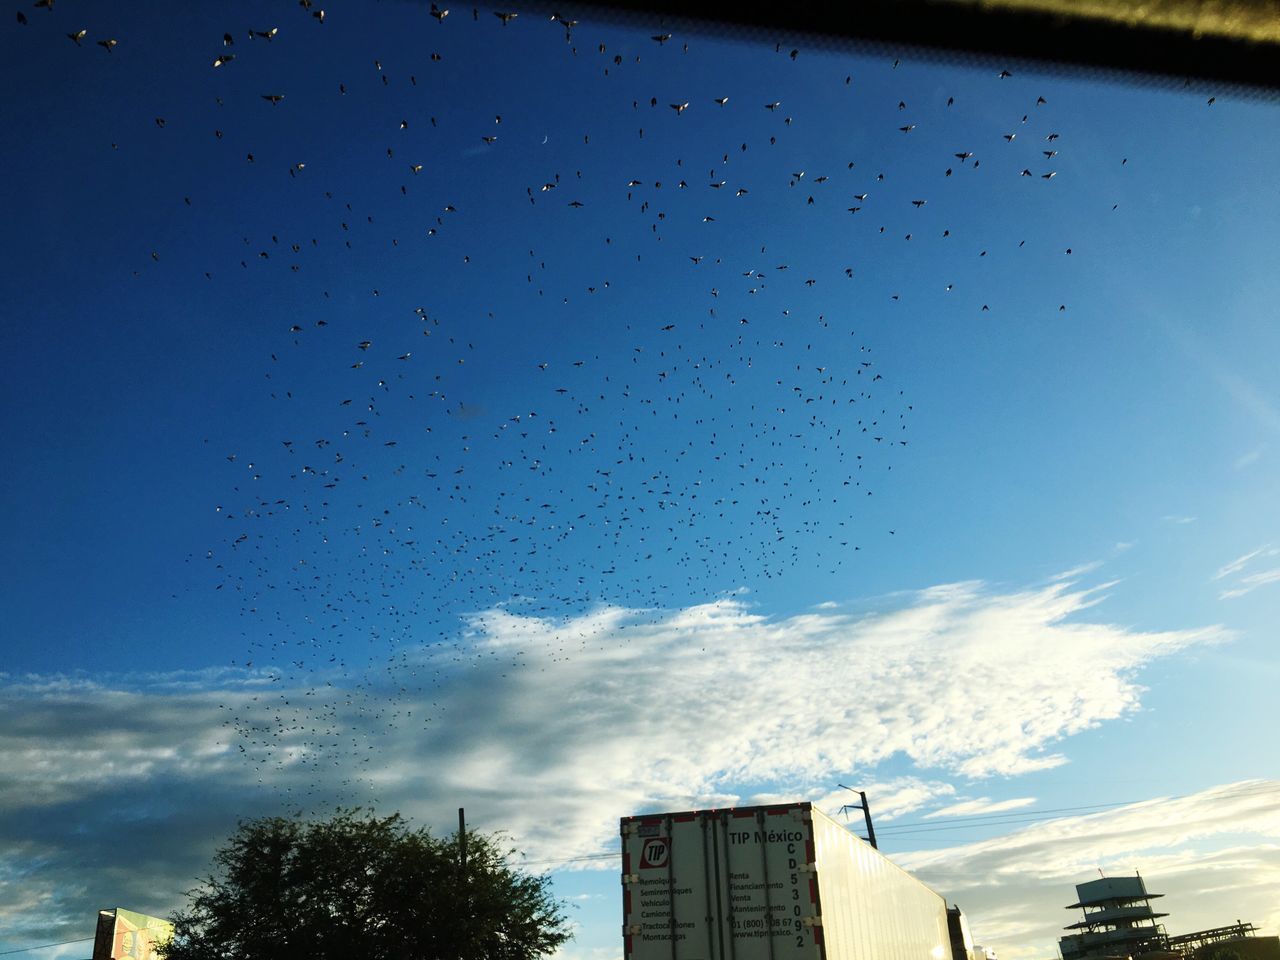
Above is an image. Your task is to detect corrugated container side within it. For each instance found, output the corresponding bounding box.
[810,807,951,960]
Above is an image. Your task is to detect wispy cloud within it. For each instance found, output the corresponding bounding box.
[1213,546,1273,580]
[1048,562,1104,581]
[1234,444,1266,470]
[1163,515,1197,525]
[1221,568,1280,600]
[1213,544,1280,599]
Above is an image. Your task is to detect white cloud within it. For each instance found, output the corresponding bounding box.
[0,577,1228,953]
[1049,563,1103,581]
[1234,444,1266,470]
[1213,545,1280,599]
[429,578,1221,855]
[1221,568,1280,600]
[1213,546,1275,580]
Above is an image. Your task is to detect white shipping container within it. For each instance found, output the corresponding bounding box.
[621,802,952,960]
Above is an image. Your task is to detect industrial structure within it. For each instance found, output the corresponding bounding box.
[1059,875,1279,960]
[1060,875,1171,960]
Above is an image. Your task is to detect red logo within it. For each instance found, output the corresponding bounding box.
[639,838,669,868]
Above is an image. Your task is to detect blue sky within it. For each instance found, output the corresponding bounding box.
[1,3,1278,960]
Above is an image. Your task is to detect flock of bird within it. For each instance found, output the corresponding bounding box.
[14,1,1142,800]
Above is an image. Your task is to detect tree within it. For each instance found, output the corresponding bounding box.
[162,809,572,960]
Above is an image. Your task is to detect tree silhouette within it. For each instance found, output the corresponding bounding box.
[162,810,571,960]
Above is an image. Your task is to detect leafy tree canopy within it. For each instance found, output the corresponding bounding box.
[162,809,571,960]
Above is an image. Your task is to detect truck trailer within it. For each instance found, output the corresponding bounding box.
[621,801,958,960]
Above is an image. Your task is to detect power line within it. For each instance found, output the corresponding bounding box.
[874,800,1139,832]
[517,851,618,868]
[874,782,1280,835]
[519,782,1280,868]
[0,937,93,957]
[879,810,1143,837]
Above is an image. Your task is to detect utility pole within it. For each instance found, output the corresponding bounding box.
[459,807,467,871]
[459,807,467,960]
[837,785,878,849]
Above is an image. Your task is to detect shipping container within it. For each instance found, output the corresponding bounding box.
[621,802,953,960]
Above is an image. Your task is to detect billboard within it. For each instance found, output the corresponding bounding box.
[92,908,174,960]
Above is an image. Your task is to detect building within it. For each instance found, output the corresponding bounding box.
[1060,875,1171,960]
[1057,875,1279,960]
[91,908,173,960]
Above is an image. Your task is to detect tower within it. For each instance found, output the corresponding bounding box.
[1059,874,1170,960]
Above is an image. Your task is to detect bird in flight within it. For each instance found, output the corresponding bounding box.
[262,94,285,105]
[494,11,518,25]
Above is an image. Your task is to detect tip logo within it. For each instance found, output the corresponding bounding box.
[640,838,669,869]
